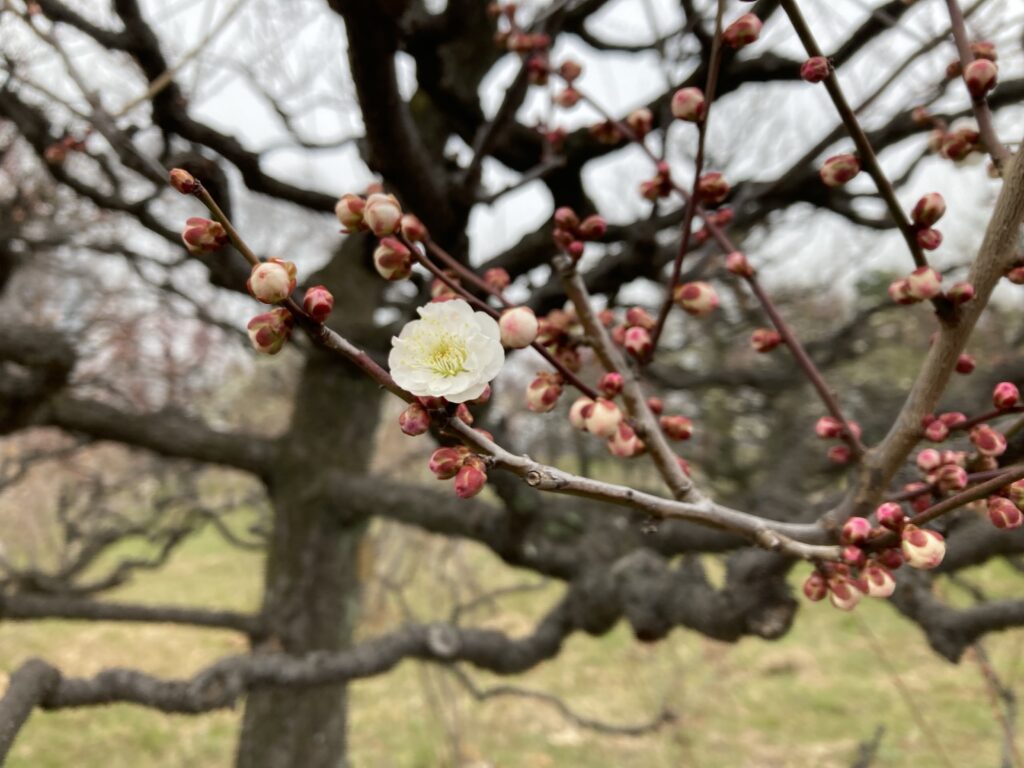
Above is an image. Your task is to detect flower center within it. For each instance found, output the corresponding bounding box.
[427,334,468,377]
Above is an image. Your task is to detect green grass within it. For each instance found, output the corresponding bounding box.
[2,520,1023,767]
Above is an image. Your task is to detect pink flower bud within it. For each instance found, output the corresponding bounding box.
[626,108,653,138]
[624,326,653,359]
[971,424,1007,457]
[947,281,974,305]
[916,228,943,251]
[454,403,474,426]
[554,206,580,231]
[828,576,862,611]
[723,13,762,49]
[993,382,1020,410]
[901,525,945,569]
[815,416,843,439]
[169,168,198,194]
[964,58,998,99]
[941,449,966,467]
[599,372,623,398]
[906,266,943,300]
[876,502,906,531]
[939,412,967,428]
[647,397,664,415]
[863,565,896,598]
[726,251,754,277]
[800,56,831,83]
[803,571,828,601]
[911,193,946,227]
[660,415,693,441]
[878,548,904,570]
[625,307,655,330]
[569,396,594,430]
[841,516,872,545]
[955,353,976,374]
[971,40,997,60]
[820,154,860,187]
[247,259,297,304]
[555,87,581,108]
[673,281,719,316]
[842,545,867,568]
[400,214,427,242]
[697,172,730,205]
[335,194,366,233]
[1006,266,1024,284]
[431,276,459,300]
[302,285,334,322]
[934,463,967,493]
[670,87,706,122]
[559,59,582,82]
[363,193,402,236]
[578,215,607,240]
[827,445,852,464]
[751,328,782,353]
[584,398,623,438]
[988,496,1023,530]
[924,419,949,442]
[429,447,464,479]
[399,402,431,436]
[941,128,980,161]
[247,308,294,355]
[453,461,488,499]
[181,217,227,253]
[418,396,447,410]
[888,278,917,305]
[484,267,511,292]
[608,422,644,457]
[526,373,563,413]
[499,306,539,349]
[916,449,942,473]
[373,237,413,281]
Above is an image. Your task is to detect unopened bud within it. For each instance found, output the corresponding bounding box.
[246,308,293,355]
[624,326,653,359]
[924,419,949,442]
[363,193,403,236]
[901,525,945,569]
[934,463,967,492]
[697,172,730,205]
[820,154,860,187]
[335,194,366,233]
[906,266,943,300]
[971,424,1007,457]
[625,108,653,139]
[828,445,852,464]
[941,128,980,161]
[558,59,582,82]
[751,328,782,353]
[647,397,664,415]
[815,416,843,439]
[247,259,297,304]
[454,463,488,499]
[578,215,607,240]
[916,228,943,251]
[988,496,1023,530]
[584,398,623,438]
[169,168,198,194]
[625,307,655,330]
[911,192,946,227]
[964,58,998,99]
[1007,479,1024,509]
[484,267,510,292]
[499,306,539,349]
[888,278,916,305]
[827,576,862,611]
[373,238,413,281]
[553,206,580,231]
[660,415,693,441]
[429,447,464,480]
[181,217,227,253]
[841,516,872,545]
[955,353,976,374]
[598,372,623,398]
[399,402,431,436]
[303,285,334,322]
[800,56,831,83]
[555,87,581,108]
[723,13,762,49]
[673,281,719,316]
[803,571,828,601]
[569,396,595,430]
[526,373,563,413]
[916,449,942,473]
[670,87,706,122]
[863,565,896,598]
[842,545,867,568]
[947,281,974,305]
[993,382,1020,410]
[400,214,427,242]
[876,502,905,531]
[608,422,644,457]
[725,251,754,277]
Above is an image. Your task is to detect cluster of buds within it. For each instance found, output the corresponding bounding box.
[43,134,87,166]
[910,447,968,509]
[987,479,1024,529]
[815,415,861,464]
[336,191,418,241]
[566,396,643,457]
[909,192,946,254]
[819,153,861,188]
[247,258,297,304]
[607,306,655,360]
[639,161,674,201]
[552,206,607,261]
[932,126,982,162]
[429,445,489,499]
[887,266,945,304]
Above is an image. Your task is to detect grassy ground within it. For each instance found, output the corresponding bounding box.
[2,518,1022,768]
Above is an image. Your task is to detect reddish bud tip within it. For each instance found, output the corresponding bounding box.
[670,87,706,122]
[988,496,1023,530]
[399,402,431,436]
[246,308,294,355]
[820,154,860,187]
[993,382,1020,411]
[723,13,762,49]
[169,168,198,194]
[800,56,831,83]
[303,285,334,323]
[911,192,946,227]
[964,58,998,99]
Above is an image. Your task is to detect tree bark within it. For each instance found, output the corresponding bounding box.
[235,238,384,768]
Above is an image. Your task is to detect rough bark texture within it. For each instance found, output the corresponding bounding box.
[235,237,383,768]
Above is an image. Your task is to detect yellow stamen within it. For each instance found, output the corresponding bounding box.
[427,334,468,377]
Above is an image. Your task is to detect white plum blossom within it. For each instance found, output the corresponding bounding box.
[389,299,505,403]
